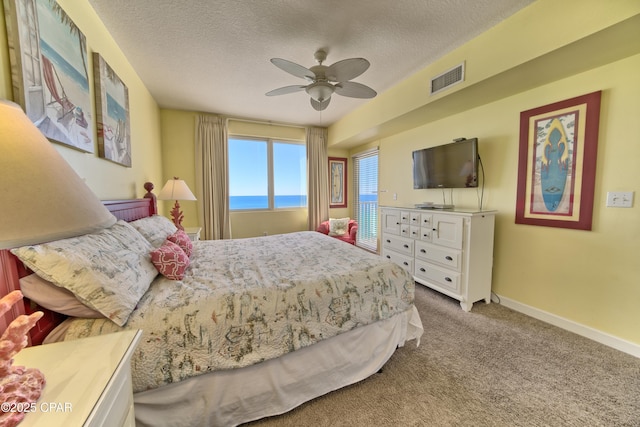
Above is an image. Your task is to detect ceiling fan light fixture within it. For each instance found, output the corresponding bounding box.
[306,82,334,102]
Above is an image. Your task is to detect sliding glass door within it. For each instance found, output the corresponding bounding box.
[353,149,378,252]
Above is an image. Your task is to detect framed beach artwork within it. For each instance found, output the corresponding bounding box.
[3,0,94,152]
[515,91,602,230]
[93,53,132,167]
[329,157,347,208]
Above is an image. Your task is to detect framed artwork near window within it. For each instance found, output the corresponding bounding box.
[515,91,602,230]
[93,52,132,167]
[329,157,347,208]
[4,0,94,152]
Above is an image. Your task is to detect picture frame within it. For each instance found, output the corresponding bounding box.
[3,0,94,152]
[515,91,602,230]
[329,157,347,208]
[93,52,132,167]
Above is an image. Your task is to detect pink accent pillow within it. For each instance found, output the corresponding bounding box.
[167,230,193,257]
[151,241,190,280]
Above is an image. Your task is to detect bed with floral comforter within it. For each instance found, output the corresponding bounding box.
[58,231,416,392]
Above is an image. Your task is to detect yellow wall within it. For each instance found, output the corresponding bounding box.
[330,0,640,346]
[0,0,163,200]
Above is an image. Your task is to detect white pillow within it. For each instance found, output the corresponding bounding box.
[329,217,350,236]
[20,273,104,318]
[130,215,178,248]
[11,220,158,326]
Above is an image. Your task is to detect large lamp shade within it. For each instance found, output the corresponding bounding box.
[0,100,116,249]
[157,177,196,230]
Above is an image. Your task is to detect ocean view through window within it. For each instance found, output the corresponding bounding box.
[229,137,306,210]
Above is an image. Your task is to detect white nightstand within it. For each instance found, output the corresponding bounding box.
[184,226,202,242]
[13,330,142,427]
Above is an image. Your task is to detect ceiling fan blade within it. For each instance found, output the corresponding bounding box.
[310,97,331,111]
[334,81,377,99]
[266,85,307,96]
[326,58,370,82]
[271,58,315,80]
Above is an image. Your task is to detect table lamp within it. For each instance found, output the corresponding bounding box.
[0,99,117,425]
[157,177,196,230]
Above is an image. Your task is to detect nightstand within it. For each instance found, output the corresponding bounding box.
[184,226,202,241]
[13,330,142,427]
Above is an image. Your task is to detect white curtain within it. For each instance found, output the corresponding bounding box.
[195,115,232,240]
[306,127,329,231]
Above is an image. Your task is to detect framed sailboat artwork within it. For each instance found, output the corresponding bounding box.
[515,91,602,230]
[3,0,94,152]
[93,53,131,167]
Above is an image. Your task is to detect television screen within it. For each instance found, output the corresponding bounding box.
[413,138,478,189]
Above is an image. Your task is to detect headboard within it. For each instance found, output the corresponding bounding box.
[0,184,157,345]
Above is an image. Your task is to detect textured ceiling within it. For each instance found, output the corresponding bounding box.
[87,0,534,127]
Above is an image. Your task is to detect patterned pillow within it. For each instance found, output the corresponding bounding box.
[11,220,158,326]
[329,217,350,236]
[130,215,178,248]
[151,241,190,280]
[167,229,193,257]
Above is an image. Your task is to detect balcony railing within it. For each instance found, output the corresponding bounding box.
[356,200,378,252]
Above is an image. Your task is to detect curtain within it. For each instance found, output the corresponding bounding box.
[306,127,329,231]
[195,115,232,240]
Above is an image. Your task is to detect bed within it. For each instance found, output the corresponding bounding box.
[0,188,423,427]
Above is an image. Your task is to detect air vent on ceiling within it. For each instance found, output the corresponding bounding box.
[430,62,465,95]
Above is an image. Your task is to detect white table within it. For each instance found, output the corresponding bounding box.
[12,330,142,426]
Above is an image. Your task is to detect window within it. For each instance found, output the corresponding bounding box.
[353,149,378,252]
[228,137,307,210]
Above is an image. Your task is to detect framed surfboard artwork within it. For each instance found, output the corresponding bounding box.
[515,91,602,230]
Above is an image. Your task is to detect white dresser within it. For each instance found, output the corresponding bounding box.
[380,206,496,311]
[13,330,142,426]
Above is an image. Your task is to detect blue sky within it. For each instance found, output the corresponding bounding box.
[229,138,306,196]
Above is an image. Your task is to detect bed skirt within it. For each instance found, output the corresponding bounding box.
[133,305,423,427]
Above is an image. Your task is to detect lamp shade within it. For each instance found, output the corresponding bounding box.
[0,100,116,249]
[157,178,196,201]
[306,82,334,102]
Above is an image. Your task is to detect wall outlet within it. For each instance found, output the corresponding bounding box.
[606,191,634,208]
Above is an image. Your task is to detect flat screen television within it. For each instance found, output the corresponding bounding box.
[412,138,479,189]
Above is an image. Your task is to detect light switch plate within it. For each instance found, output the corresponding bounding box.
[606,191,634,208]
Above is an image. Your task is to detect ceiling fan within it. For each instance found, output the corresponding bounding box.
[266,49,377,111]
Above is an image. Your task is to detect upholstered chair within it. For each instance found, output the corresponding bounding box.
[316,219,358,245]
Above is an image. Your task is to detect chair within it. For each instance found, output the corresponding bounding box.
[316,219,358,245]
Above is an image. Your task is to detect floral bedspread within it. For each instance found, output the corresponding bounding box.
[62,231,416,392]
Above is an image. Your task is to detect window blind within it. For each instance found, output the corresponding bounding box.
[352,149,379,252]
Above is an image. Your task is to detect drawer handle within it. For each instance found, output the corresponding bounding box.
[420,267,426,272]
[386,255,391,259]
[403,244,409,248]
[445,277,452,282]
[386,239,391,243]
[420,249,426,253]
[403,262,409,266]
[445,256,453,261]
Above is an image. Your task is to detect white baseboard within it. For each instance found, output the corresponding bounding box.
[496,294,640,359]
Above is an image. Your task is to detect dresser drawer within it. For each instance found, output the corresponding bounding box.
[414,260,461,294]
[419,227,432,241]
[382,249,414,273]
[415,241,462,271]
[382,234,414,256]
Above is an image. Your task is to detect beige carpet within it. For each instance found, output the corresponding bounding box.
[245,285,640,426]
